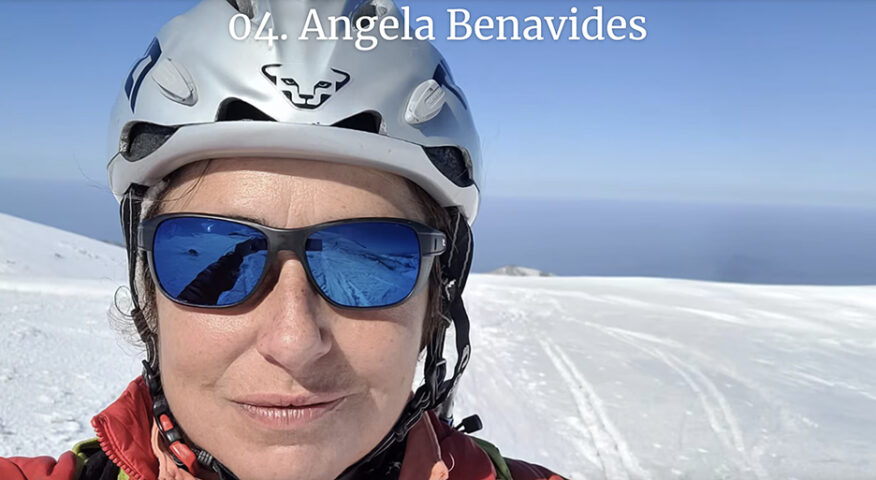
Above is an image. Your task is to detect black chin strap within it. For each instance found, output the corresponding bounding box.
[435,209,474,410]
[122,186,474,479]
[142,359,241,479]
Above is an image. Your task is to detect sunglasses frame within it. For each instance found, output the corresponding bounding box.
[138,213,447,310]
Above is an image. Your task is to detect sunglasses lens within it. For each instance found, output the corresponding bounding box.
[152,217,268,307]
[305,222,421,308]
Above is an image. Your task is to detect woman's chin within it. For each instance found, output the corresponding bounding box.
[215,441,349,480]
[201,400,373,480]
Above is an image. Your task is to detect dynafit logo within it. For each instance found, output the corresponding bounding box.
[261,64,351,110]
[125,38,162,111]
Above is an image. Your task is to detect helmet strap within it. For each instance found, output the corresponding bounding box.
[433,208,474,418]
[142,360,240,479]
[120,184,159,368]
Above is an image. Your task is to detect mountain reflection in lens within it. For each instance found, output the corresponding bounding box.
[306,222,420,307]
[153,217,268,306]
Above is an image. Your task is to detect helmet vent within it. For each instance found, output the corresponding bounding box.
[225,0,255,18]
[216,99,275,121]
[423,146,473,188]
[123,123,179,162]
[332,111,384,135]
[350,1,389,30]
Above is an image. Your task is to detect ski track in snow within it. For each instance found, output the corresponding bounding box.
[540,338,651,480]
[601,327,770,480]
[529,284,773,480]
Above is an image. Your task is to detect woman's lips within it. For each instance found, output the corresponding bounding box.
[233,394,346,429]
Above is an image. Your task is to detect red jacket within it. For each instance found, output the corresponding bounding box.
[1,378,565,480]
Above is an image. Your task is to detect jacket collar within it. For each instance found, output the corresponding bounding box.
[91,377,461,480]
[399,410,449,480]
[91,377,159,480]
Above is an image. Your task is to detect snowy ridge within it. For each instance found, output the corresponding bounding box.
[0,212,125,281]
[2,214,876,479]
[488,265,555,277]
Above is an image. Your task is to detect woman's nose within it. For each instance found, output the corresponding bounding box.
[254,252,332,372]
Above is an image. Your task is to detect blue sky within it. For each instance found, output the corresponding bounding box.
[1,0,875,207]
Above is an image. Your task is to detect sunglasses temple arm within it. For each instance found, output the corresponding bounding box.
[420,232,448,256]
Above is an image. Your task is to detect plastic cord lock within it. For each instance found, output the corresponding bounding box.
[455,414,483,434]
[169,441,199,473]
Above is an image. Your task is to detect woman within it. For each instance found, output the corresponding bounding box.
[1,1,566,479]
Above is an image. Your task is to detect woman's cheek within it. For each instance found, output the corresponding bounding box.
[155,300,245,390]
[332,305,423,400]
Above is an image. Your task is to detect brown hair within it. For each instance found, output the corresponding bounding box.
[405,179,453,348]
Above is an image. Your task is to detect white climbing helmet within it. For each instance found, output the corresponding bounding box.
[106,0,482,223]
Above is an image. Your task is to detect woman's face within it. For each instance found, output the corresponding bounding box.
[153,158,429,480]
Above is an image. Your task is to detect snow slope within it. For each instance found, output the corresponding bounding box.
[2,212,875,479]
[456,276,876,479]
[0,212,136,455]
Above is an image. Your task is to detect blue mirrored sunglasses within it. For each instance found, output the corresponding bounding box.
[138,214,447,309]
